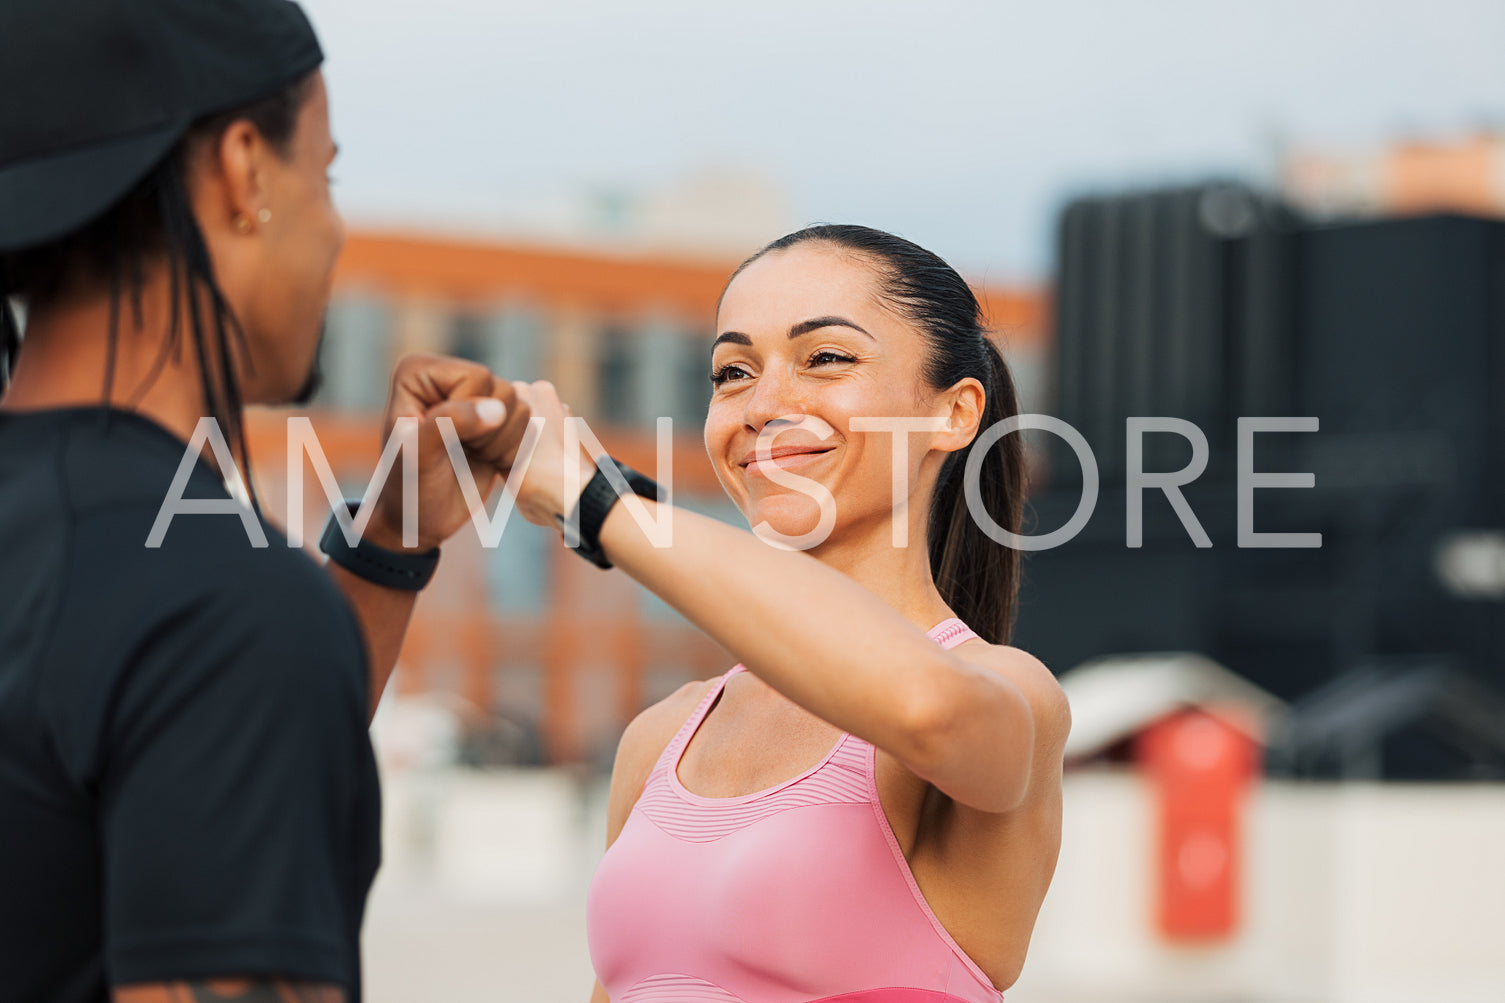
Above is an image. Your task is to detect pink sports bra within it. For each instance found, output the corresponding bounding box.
[587,618,1004,1002]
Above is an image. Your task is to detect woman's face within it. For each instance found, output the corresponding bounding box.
[706,242,967,549]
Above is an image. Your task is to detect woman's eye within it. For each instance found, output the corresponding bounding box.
[810,350,854,367]
[709,364,750,387]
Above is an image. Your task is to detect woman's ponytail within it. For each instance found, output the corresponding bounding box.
[927,336,1026,644]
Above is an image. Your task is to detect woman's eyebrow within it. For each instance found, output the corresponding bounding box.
[788,316,873,340]
[712,316,873,350]
[711,331,752,349]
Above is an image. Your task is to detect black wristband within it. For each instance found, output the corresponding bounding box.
[563,458,665,569]
[319,500,440,591]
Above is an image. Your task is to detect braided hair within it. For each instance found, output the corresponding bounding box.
[0,74,314,509]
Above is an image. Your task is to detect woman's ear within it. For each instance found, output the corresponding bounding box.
[933,376,986,454]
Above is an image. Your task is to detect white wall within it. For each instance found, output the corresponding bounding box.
[1012,771,1505,1003]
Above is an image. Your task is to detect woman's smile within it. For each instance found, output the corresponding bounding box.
[740,443,837,477]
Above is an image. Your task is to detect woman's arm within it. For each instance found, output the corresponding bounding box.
[509,381,1062,815]
[599,499,1055,813]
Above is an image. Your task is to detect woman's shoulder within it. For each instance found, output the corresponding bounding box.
[960,642,1072,757]
[617,678,720,772]
[603,677,721,843]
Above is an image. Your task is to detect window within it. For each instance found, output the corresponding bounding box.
[675,330,713,433]
[445,305,545,383]
[483,517,549,614]
[489,307,544,383]
[593,320,713,433]
[597,325,636,426]
[318,293,392,413]
[449,311,488,365]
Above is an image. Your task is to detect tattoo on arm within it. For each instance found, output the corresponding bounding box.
[114,979,344,1003]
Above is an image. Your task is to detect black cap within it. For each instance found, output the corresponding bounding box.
[0,0,323,254]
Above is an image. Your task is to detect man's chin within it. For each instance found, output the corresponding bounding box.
[289,365,323,407]
[287,322,328,407]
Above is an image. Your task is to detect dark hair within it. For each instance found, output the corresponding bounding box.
[0,73,316,505]
[728,224,1027,644]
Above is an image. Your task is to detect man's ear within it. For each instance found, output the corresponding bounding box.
[194,120,270,235]
[933,376,986,454]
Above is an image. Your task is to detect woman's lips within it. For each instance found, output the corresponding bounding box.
[741,447,835,476]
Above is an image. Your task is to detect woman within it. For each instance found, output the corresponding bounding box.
[508,225,1069,1002]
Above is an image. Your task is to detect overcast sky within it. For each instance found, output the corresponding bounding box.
[301,0,1505,281]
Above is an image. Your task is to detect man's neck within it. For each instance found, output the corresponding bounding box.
[2,278,221,447]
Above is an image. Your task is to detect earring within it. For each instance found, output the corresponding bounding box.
[233,213,253,234]
[256,208,272,225]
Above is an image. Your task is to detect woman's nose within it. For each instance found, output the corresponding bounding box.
[741,364,804,432]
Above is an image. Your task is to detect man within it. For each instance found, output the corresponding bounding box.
[0,1,530,1000]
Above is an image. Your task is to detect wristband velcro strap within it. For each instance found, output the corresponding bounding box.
[319,500,440,591]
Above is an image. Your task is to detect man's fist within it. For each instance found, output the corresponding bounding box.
[366,353,532,552]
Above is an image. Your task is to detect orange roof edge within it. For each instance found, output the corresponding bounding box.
[335,229,1047,346]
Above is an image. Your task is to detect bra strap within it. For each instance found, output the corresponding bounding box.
[928,617,981,650]
[654,664,741,771]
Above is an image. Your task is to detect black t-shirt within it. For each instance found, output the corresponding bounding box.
[0,407,380,1002]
